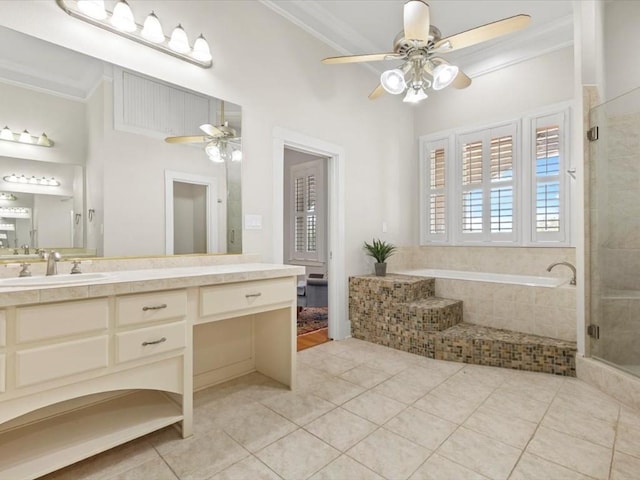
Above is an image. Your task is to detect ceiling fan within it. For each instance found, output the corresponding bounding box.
[321,0,531,103]
[165,101,241,163]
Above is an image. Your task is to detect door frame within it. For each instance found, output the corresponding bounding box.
[165,170,217,255]
[272,127,347,340]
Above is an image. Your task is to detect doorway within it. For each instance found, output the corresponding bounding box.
[272,127,347,342]
[164,170,217,255]
[283,148,329,348]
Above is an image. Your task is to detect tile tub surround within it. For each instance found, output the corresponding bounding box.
[349,274,462,357]
[41,338,640,480]
[435,323,577,376]
[350,274,577,376]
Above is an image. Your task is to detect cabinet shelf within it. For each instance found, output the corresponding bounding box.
[0,390,182,480]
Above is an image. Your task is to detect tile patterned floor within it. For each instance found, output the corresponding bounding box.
[43,338,640,480]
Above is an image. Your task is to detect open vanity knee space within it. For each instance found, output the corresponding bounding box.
[0,263,303,480]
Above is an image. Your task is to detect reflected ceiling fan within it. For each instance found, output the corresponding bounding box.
[165,101,242,163]
[322,0,530,103]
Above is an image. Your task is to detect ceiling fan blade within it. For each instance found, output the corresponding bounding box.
[403,0,431,43]
[368,84,385,100]
[322,52,403,64]
[452,69,472,89]
[200,124,224,136]
[433,14,531,53]
[164,135,209,144]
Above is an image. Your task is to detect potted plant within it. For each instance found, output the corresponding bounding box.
[363,238,397,276]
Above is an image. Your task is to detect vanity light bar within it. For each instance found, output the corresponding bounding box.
[0,193,17,201]
[0,207,31,219]
[0,224,16,231]
[0,126,54,147]
[56,0,213,68]
[3,174,61,187]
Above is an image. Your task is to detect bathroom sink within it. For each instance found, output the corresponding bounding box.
[0,273,113,287]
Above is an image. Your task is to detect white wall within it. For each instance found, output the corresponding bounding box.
[0,1,416,276]
[34,195,73,248]
[605,0,640,100]
[414,47,575,136]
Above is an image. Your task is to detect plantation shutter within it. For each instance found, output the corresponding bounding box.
[290,160,324,262]
[421,138,448,242]
[458,123,517,242]
[531,111,567,243]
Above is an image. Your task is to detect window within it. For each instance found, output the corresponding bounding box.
[529,111,569,243]
[421,138,449,242]
[419,105,571,246]
[457,124,517,242]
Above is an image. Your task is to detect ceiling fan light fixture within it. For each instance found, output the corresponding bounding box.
[205,142,223,163]
[110,0,136,33]
[432,63,459,90]
[403,86,428,103]
[141,11,165,43]
[169,24,191,54]
[77,0,107,20]
[231,149,242,162]
[192,34,212,62]
[380,68,406,95]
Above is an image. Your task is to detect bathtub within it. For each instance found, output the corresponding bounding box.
[396,268,567,288]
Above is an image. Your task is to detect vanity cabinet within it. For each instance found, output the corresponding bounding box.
[0,264,301,480]
[0,292,189,480]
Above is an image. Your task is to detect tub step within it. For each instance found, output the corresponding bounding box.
[433,323,577,376]
[403,297,463,332]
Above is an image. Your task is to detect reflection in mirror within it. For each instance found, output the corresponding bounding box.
[0,26,241,262]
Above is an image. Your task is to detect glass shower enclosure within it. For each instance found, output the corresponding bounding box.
[589,86,640,377]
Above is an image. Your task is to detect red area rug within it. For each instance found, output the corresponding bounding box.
[297,307,328,336]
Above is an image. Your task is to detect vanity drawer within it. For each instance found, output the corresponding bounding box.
[0,354,5,392]
[116,321,186,364]
[0,310,5,347]
[16,336,109,388]
[117,290,187,326]
[200,277,294,318]
[16,299,109,344]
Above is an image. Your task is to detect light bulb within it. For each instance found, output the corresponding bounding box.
[432,63,459,90]
[192,34,212,62]
[231,149,242,162]
[37,133,52,147]
[380,69,406,95]
[28,176,39,185]
[205,142,222,163]
[18,175,28,184]
[169,24,190,53]
[19,130,32,143]
[77,0,107,20]
[403,87,428,103]
[142,11,165,43]
[111,0,136,33]
[0,126,13,141]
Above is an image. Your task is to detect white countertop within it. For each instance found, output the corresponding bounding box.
[0,263,305,307]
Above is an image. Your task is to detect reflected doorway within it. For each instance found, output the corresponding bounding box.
[165,171,217,255]
[173,182,207,254]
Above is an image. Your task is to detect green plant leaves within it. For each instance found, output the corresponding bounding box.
[363,238,397,263]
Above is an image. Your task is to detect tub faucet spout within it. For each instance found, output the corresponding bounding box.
[546,262,576,285]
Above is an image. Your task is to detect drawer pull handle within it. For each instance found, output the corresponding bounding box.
[142,337,167,346]
[142,304,167,311]
[245,292,262,298]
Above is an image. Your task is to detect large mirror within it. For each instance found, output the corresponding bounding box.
[0,26,242,262]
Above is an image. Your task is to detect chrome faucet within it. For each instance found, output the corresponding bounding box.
[22,244,29,255]
[46,250,61,276]
[546,261,576,285]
